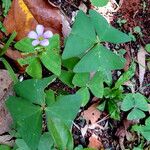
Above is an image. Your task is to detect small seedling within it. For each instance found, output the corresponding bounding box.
[132,117,150,141]
[121,93,148,120]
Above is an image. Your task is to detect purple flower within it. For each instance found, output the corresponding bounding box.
[28,25,53,47]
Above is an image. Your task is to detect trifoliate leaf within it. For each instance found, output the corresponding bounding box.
[74,45,125,73]
[127,108,145,120]
[46,118,73,150]
[6,97,42,150]
[121,93,148,112]
[14,76,56,105]
[62,10,96,59]
[40,35,61,76]
[89,10,131,44]
[46,93,82,128]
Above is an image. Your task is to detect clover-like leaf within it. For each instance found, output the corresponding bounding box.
[74,45,125,73]
[6,97,42,150]
[40,35,61,76]
[127,108,145,120]
[14,76,56,105]
[133,117,150,141]
[62,10,96,59]
[121,93,148,120]
[46,118,73,150]
[46,93,82,128]
[73,72,104,98]
[26,57,42,79]
[89,10,131,44]
[59,70,74,88]
[15,37,35,53]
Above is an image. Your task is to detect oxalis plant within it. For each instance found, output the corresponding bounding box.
[5,10,150,150]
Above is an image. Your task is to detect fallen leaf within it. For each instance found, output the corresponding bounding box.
[0,135,14,146]
[82,102,101,124]
[88,134,104,150]
[3,0,62,40]
[137,46,147,87]
[0,70,14,135]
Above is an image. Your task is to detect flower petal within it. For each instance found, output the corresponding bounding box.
[40,39,49,47]
[28,31,38,39]
[32,40,40,46]
[43,31,53,39]
[36,25,44,36]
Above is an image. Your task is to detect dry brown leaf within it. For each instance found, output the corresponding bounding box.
[4,0,62,40]
[82,103,101,124]
[137,46,147,87]
[0,135,14,146]
[88,134,104,150]
[0,70,14,135]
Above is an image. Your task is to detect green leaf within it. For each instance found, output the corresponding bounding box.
[2,0,11,16]
[46,118,73,150]
[14,76,56,105]
[59,70,74,88]
[88,72,104,98]
[74,45,125,73]
[26,58,42,79]
[121,94,135,111]
[145,44,150,53]
[38,133,55,150]
[0,57,18,84]
[108,100,120,120]
[0,145,11,150]
[16,139,30,150]
[40,35,61,76]
[0,31,17,56]
[132,117,150,141]
[73,73,90,87]
[134,93,148,111]
[127,108,145,120]
[76,87,90,106]
[62,57,80,70]
[0,21,6,32]
[89,10,131,44]
[45,90,56,107]
[97,101,106,111]
[6,97,42,150]
[15,38,35,53]
[114,62,136,88]
[46,93,82,127]
[121,93,148,112]
[62,10,96,59]
[90,0,109,7]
